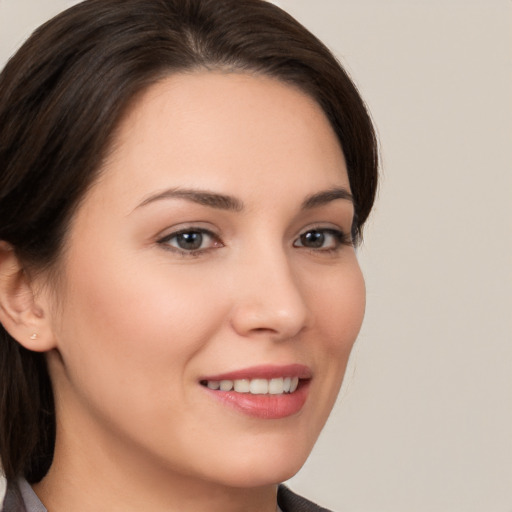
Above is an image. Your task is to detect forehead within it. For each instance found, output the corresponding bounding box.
[91,71,349,209]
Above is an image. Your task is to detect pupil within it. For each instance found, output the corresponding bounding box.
[177,232,203,250]
[301,230,324,248]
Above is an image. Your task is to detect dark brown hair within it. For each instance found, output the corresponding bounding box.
[0,0,378,483]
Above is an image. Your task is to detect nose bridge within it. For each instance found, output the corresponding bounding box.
[230,242,309,339]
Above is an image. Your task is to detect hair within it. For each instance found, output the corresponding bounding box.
[0,0,378,483]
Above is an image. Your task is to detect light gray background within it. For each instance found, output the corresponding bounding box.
[1,1,511,511]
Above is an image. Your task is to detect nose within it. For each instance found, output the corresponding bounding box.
[229,249,310,341]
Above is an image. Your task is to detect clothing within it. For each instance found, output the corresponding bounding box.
[277,485,333,511]
[1,480,46,512]
[1,478,333,512]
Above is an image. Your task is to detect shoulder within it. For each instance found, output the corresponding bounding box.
[277,485,335,512]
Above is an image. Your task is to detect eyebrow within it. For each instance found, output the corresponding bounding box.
[135,186,353,212]
[136,188,244,212]
[300,187,354,210]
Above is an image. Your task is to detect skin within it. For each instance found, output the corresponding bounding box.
[26,72,366,512]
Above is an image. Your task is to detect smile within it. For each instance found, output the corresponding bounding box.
[201,376,300,395]
[199,365,311,419]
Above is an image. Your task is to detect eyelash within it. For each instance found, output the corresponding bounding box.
[157,227,352,257]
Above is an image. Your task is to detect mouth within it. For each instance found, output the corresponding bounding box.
[200,376,300,395]
[199,365,311,419]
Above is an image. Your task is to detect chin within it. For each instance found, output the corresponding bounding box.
[204,438,313,489]
[217,462,305,489]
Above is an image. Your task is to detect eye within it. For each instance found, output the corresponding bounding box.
[293,228,351,251]
[158,228,222,254]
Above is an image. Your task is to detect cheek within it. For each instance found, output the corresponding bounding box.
[52,249,228,406]
[304,258,365,418]
[309,258,366,356]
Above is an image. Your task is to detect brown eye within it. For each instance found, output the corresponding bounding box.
[293,228,349,251]
[175,231,204,251]
[159,229,222,254]
[299,230,325,248]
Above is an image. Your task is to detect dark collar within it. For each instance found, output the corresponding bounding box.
[2,480,332,512]
[277,485,333,512]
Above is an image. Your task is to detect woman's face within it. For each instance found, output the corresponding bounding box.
[45,72,365,489]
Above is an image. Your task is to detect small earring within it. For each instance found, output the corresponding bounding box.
[30,333,38,340]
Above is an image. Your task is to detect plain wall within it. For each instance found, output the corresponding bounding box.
[1,1,511,511]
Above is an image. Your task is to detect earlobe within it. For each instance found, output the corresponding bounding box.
[0,241,56,352]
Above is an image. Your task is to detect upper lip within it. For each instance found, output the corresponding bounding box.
[200,364,312,382]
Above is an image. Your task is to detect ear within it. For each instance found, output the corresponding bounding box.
[0,241,56,352]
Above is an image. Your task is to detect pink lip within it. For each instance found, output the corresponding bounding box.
[200,363,312,382]
[199,364,312,420]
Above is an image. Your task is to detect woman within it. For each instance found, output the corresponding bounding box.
[0,0,378,510]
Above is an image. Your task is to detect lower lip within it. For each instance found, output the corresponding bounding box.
[202,380,310,419]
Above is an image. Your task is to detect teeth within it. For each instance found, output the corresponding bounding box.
[250,378,268,394]
[220,380,233,391]
[268,377,284,395]
[204,377,301,395]
[234,379,250,392]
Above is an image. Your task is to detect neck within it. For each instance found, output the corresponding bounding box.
[33,419,278,512]
[34,454,278,512]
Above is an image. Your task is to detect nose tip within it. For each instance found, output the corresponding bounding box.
[229,265,309,341]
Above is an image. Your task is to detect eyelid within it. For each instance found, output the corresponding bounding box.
[155,220,219,241]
